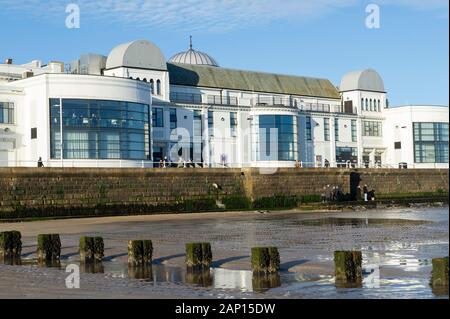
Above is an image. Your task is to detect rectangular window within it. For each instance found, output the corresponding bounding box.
[193,110,202,137]
[258,115,297,161]
[169,108,177,130]
[394,142,401,149]
[306,116,312,141]
[152,108,164,127]
[336,147,358,165]
[363,121,382,137]
[208,111,214,137]
[414,122,449,163]
[351,120,357,142]
[334,118,339,141]
[31,128,37,139]
[323,118,330,141]
[0,102,14,124]
[230,112,238,137]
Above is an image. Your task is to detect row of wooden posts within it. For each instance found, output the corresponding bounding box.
[1,231,449,286]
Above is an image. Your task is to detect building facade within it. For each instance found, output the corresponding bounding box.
[0,39,448,168]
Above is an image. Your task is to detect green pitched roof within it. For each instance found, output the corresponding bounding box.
[167,62,340,99]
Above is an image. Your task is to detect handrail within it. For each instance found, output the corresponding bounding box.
[0,160,446,169]
[169,92,356,114]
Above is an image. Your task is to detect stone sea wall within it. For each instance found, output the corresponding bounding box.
[0,167,447,218]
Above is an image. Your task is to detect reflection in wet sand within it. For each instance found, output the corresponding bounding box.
[38,260,61,268]
[186,268,213,287]
[252,273,281,293]
[0,257,22,266]
[297,217,431,227]
[128,264,153,281]
[431,284,449,297]
[80,262,105,274]
[335,279,363,289]
[212,268,253,291]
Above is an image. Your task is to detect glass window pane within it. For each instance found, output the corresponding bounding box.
[50,98,150,160]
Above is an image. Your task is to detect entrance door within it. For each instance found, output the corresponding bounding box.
[152,146,164,167]
[363,155,370,168]
[375,154,382,168]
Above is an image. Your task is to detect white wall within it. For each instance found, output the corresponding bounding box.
[384,105,449,168]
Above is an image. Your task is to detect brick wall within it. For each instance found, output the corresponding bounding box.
[244,168,350,199]
[0,167,447,216]
[355,169,449,195]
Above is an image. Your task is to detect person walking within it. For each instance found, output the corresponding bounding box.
[363,184,368,202]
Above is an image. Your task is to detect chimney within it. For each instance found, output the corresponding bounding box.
[5,58,13,65]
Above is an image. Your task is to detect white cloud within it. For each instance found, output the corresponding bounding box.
[0,0,447,32]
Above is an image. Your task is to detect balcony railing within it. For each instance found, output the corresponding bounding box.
[206,95,238,106]
[170,92,356,114]
[169,92,203,104]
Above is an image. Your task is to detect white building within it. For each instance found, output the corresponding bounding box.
[0,39,448,168]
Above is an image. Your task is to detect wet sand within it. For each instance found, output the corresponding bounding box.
[0,206,448,298]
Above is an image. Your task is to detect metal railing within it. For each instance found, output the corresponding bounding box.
[170,92,202,104]
[0,160,447,169]
[206,95,238,106]
[169,92,359,115]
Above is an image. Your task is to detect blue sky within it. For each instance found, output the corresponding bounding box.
[0,0,448,106]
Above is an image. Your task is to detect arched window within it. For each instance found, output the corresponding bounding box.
[361,98,364,110]
[136,77,140,81]
[369,99,373,111]
[156,80,161,96]
[377,99,381,111]
[150,79,154,94]
[143,78,147,82]
[365,98,368,111]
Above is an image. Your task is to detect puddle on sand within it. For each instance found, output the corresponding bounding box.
[2,256,447,298]
[6,257,304,293]
[296,217,432,227]
[108,263,284,292]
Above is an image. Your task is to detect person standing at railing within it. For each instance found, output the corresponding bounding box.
[37,157,44,168]
[363,184,368,202]
[357,185,362,201]
[177,156,185,168]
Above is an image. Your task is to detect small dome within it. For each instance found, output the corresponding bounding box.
[169,37,219,67]
[106,40,167,71]
[339,69,385,92]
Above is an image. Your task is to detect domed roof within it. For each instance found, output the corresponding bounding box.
[169,37,219,67]
[106,40,167,71]
[339,69,385,92]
